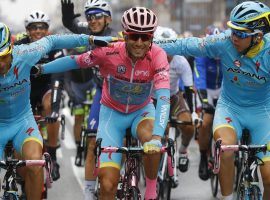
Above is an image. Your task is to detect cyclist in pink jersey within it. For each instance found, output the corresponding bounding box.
[40,7,170,199]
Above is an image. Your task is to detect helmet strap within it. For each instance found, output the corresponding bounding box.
[241,34,258,56]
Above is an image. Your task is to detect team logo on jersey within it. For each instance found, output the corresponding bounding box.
[13,66,19,79]
[255,60,260,72]
[234,60,241,68]
[225,117,232,124]
[117,65,126,74]
[26,127,34,136]
[141,112,150,117]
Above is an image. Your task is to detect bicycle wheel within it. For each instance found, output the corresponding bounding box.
[157,159,171,200]
[3,192,18,200]
[250,185,262,200]
[236,171,246,200]
[129,186,141,200]
[209,138,219,197]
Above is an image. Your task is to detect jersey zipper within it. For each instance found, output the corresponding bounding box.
[125,61,136,113]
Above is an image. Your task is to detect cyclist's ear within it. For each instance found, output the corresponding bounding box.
[254,32,263,44]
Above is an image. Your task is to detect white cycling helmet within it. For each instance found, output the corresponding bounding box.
[122,7,158,33]
[84,0,112,17]
[154,26,178,40]
[25,10,50,28]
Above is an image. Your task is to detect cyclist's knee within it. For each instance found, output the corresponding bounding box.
[22,141,42,160]
[99,171,119,194]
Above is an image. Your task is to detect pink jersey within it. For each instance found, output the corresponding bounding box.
[76,42,169,113]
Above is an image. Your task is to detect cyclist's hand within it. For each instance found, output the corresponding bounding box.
[45,112,59,123]
[143,139,162,154]
[89,35,123,47]
[191,112,201,128]
[30,64,43,78]
[61,0,81,21]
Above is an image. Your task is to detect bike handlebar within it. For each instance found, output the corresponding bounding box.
[94,138,175,168]
[213,139,270,174]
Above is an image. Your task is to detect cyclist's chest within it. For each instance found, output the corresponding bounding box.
[0,65,30,97]
[221,55,270,87]
[100,60,154,83]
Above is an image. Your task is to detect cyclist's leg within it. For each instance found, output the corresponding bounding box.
[97,105,129,199]
[198,111,214,180]
[132,103,160,199]
[85,87,101,199]
[213,102,240,198]
[42,89,61,181]
[172,92,193,172]
[13,115,43,200]
[248,106,270,200]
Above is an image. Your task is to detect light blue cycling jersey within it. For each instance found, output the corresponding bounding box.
[156,30,270,107]
[156,30,270,159]
[0,34,89,124]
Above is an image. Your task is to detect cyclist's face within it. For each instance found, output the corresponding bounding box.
[124,32,153,62]
[86,13,111,34]
[27,22,49,42]
[0,53,12,75]
[231,29,253,53]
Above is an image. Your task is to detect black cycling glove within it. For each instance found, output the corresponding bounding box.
[61,0,81,27]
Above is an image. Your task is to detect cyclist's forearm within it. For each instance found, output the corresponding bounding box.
[153,88,170,137]
[42,56,79,74]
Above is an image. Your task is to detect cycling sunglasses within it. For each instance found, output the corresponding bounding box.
[27,23,49,31]
[231,29,257,39]
[86,13,106,21]
[124,32,153,42]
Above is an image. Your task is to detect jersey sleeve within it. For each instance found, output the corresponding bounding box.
[152,48,170,90]
[18,34,90,69]
[76,47,104,68]
[155,30,231,59]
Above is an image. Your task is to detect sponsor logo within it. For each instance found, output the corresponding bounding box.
[255,60,260,72]
[227,68,266,83]
[160,96,170,104]
[0,79,28,93]
[225,117,232,123]
[141,112,149,117]
[106,51,119,56]
[154,39,177,45]
[135,70,149,77]
[160,104,169,128]
[234,60,241,68]
[13,66,19,79]
[26,127,34,136]
[117,65,126,74]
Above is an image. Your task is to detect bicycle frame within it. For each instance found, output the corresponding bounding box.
[0,153,52,200]
[213,135,270,200]
[95,137,175,199]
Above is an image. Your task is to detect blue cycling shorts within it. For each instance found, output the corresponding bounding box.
[0,114,43,159]
[97,103,155,169]
[87,87,102,133]
[213,98,270,161]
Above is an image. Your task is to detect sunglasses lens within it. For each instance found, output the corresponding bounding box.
[86,13,104,21]
[128,33,152,41]
[28,24,48,31]
[232,30,249,39]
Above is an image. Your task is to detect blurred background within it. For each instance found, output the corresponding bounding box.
[1,0,270,36]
